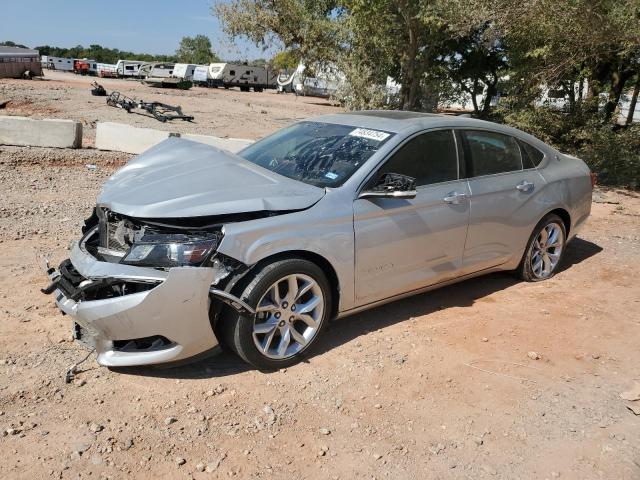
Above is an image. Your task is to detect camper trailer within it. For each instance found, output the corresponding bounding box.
[208,63,276,91]
[115,60,145,78]
[277,63,344,98]
[42,56,74,72]
[192,65,210,85]
[139,62,174,79]
[96,63,118,78]
[172,64,197,80]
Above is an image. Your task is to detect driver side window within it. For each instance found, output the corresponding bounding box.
[375,130,459,187]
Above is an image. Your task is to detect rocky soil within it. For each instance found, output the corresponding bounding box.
[0,74,639,479]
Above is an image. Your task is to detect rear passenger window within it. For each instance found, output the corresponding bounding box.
[463,130,522,176]
[376,130,458,186]
[518,140,545,168]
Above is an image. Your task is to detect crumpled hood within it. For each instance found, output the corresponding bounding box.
[97,137,325,218]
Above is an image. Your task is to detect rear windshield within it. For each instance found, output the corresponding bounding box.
[239,121,394,187]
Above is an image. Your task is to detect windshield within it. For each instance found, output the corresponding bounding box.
[238,121,394,187]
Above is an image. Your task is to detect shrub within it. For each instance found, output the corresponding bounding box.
[500,105,640,189]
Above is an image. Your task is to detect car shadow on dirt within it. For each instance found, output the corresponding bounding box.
[114,237,602,380]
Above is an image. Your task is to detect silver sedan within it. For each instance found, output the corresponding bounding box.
[43,111,593,370]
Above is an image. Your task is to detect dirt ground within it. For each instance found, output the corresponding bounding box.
[0,70,340,145]
[1,74,640,480]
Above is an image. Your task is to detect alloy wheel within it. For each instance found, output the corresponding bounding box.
[531,222,564,279]
[252,273,324,359]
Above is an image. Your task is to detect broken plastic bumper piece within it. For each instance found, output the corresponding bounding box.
[42,241,252,367]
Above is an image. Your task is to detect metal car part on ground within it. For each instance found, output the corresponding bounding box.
[105,91,193,122]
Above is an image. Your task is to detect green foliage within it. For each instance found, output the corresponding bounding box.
[0,40,29,49]
[270,50,300,71]
[34,43,176,64]
[214,0,342,65]
[502,105,640,188]
[331,59,390,110]
[175,35,220,64]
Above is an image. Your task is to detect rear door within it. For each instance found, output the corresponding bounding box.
[353,129,470,304]
[460,129,547,274]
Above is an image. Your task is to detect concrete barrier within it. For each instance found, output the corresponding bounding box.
[95,122,254,155]
[95,122,171,154]
[0,116,82,148]
[182,133,253,153]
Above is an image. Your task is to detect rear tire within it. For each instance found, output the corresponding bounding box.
[221,259,332,370]
[517,213,567,282]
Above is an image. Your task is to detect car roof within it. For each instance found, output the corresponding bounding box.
[311,110,528,136]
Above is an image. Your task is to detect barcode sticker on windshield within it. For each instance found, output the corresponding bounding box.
[349,128,390,142]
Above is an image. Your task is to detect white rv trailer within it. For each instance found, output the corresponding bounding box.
[139,62,174,79]
[115,60,145,78]
[207,63,276,91]
[41,56,74,71]
[96,63,118,78]
[192,65,209,85]
[172,63,197,80]
[277,63,344,97]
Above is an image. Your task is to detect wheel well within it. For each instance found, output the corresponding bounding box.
[548,208,571,236]
[230,251,341,319]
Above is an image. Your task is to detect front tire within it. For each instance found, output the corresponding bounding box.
[221,259,332,370]
[517,213,567,282]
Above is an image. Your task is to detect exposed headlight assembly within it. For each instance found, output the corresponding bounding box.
[121,233,220,268]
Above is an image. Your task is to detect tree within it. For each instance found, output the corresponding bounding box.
[175,35,220,64]
[468,0,640,121]
[434,22,508,116]
[1,40,29,48]
[270,50,300,70]
[214,0,341,66]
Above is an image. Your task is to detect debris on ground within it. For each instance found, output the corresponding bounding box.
[90,81,107,97]
[106,91,194,122]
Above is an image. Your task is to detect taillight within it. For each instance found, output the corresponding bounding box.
[589,172,597,188]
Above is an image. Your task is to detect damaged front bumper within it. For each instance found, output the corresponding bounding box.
[42,236,254,367]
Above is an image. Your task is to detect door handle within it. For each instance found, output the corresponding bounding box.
[443,191,467,204]
[516,180,534,192]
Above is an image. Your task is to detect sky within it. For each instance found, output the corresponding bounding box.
[2,0,277,60]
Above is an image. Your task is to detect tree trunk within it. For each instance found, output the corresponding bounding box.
[626,74,640,126]
[577,77,584,104]
[567,80,576,112]
[470,80,479,116]
[603,68,631,122]
[399,24,419,111]
[481,75,498,117]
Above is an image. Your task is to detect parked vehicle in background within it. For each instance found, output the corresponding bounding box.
[115,60,145,78]
[207,63,276,91]
[138,62,174,79]
[73,59,98,75]
[172,63,197,81]
[43,111,593,371]
[97,63,118,78]
[192,65,210,86]
[1,46,42,78]
[41,55,74,72]
[277,62,344,97]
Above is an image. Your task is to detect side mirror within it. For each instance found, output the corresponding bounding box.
[358,172,417,200]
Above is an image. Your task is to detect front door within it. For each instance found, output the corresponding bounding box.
[353,129,470,304]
